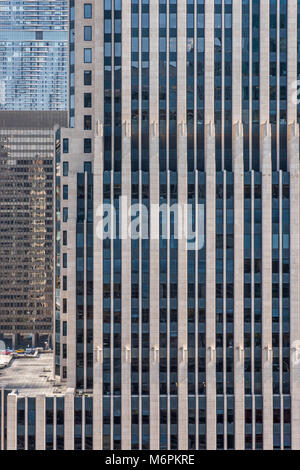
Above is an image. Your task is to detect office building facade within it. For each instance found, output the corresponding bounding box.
[0,0,68,110]
[2,0,300,451]
[0,111,68,349]
[57,0,300,450]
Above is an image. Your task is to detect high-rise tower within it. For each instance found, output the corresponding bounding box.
[47,0,300,450]
[0,0,68,110]
[0,110,68,350]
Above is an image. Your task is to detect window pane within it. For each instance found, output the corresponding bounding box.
[84,93,92,107]
[63,138,69,153]
[84,48,92,63]
[84,115,92,130]
[84,26,92,41]
[84,70,92,85]
[84,139,92,153]
[84,4,92,18]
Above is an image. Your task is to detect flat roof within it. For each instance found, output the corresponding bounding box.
[0,353,66,396]
[0,111,68,130]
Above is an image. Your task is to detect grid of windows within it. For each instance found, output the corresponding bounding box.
[0,1,68,110]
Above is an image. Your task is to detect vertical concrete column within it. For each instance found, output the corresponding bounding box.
[7,393,17,450]
[204,0,216,450]
[287,1,300,450]
[66,185,77,389]
[92,0,105,450]
[205,122,216,450]
[177,0,188,450]
[121,0,132,449]
[232,0,242,121]
[287,0,298,126]
[149,0,160,450]
[233,122,245,449]
[83,172,88,390]
[35,395,45,450]
[1,388,4,450]
[53,396,57,450]
[64,389,75,450]
[204,0,214,119]
[288,122,300,449]
[260,122,273,450]
[259,1,270,125]
[259,1,272,450]
[232,0,244,449]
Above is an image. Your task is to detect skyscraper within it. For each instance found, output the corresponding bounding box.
[2,0,300,452]
[55,0,300,450]
[0,0,68,110]
[0,111,68,349]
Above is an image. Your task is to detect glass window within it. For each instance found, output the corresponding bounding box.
[63,138,69,153]
[63,162,69,177]
[84,162,92,173]
[63,184,69,200]
[63,231,67,246]
[63,208,68,223]
[84,48,92,63]
[84,4,92,18]
[84,70,92,85]
[63,185,68,200]
[84,115,92,130]
[63,253,67,268]
[84,93,92,107]
[84,139,92,153]
[84,26,92,41]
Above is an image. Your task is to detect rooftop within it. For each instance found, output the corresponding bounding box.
[0,353,66,396]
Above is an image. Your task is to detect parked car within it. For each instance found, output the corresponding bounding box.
[25,348,34,354]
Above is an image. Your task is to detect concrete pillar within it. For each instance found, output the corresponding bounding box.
[121,0,132,449]
[149,0,160,451]
[286,0,300,450]
[288,122,300,449]
[177,0,188,451]
[7,392,17,450]
[66,208,77,388]
[92,0,105,451]
[205,122,216,450]
[232,0,244,449]
[260,121,273,450]
[64,389,75,450]
[233,121,245,449]
[204,0,216,450]
[259,0,273,450]
[35,395,46,450]
[1,387,4,450]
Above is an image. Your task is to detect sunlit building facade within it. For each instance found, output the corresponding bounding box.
[2,0,300,451]
[55,0,300,450]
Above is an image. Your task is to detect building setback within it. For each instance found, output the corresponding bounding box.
[0,111,68,349]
